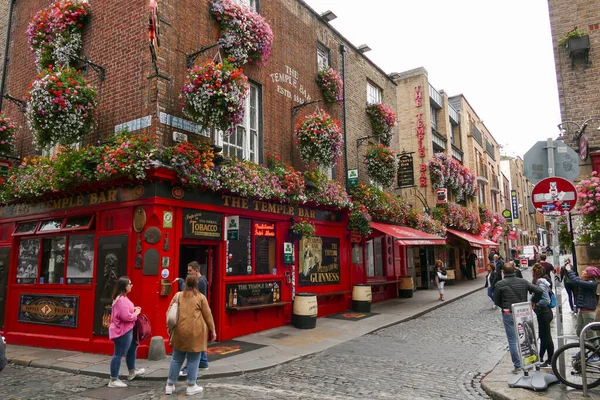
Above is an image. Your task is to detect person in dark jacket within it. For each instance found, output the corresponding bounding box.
[494,262,543,373]
[491,254,505,288]
[566,264,598,341]
[484,263,498,309]
[560,258,577,315]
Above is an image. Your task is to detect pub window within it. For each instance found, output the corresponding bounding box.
[66,234,94,284]
[352,243,363,264]
[226,218,252,276]
[317,43,330,68]
[41,236,66,284]
[38,219,63,233]
[16,238,40,284]
[367,81,382,105]
[373,236,384,276]
[64,215,94,231]
[238,0,258,12]
[366,240,375,277]
[13,221,39,236]
[254,221,276,275]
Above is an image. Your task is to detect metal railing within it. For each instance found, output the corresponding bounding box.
[579,322,600,396]
[448,104,459,124]
[471,123,482,145]
[429,83,443,109]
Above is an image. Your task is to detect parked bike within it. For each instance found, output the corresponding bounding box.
[551,334,600,389]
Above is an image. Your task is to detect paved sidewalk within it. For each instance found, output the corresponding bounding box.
[7,277,484,381]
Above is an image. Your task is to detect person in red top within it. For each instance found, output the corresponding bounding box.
[539,254,555,277]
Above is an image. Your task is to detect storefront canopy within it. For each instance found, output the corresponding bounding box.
[446,228,500,248]
[370,222,446,246]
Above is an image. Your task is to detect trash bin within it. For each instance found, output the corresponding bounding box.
[398,277,413,298]
[352,284,372,312]
[292,292,317,329]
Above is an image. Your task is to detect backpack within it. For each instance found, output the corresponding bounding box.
[134,313,152,343]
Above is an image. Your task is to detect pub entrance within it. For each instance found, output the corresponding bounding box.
[0,248,9,329]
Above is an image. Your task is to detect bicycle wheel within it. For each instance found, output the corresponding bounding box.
[551,342,600,389]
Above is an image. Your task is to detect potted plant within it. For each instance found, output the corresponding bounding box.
[211,0,274,66]
[181,59,249,135]
[290,218,316,239]
[26,66,98,148]
[0,115,16,157]
[575,172,600,270]
[363,144,396,188]
[559,27,590,66]
[315,66,343,104]
[365,103,396,146]
[295,109,343,169]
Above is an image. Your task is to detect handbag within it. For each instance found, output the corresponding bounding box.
[166,292,181,332]
[549,291,556,308]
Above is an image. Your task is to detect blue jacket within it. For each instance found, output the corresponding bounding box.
[568,269,598,311]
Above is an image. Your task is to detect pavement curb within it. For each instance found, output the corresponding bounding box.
[7,285,486,382]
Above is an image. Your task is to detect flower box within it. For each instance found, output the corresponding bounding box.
[567,35,590,66]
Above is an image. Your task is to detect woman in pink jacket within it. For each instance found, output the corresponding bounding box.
[108,276,145,388]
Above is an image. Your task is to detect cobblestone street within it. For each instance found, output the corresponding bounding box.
[0,287,510,399]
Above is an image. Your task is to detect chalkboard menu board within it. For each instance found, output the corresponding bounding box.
[397,153,415,188]
[183,209,222,239]
[226,281,280,307]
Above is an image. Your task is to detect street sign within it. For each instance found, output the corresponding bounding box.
[347,169,358,186]
[502,209,513,223]
[531,177,577,217]
[524,140,579,184]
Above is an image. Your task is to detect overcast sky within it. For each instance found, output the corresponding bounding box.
[304,0,561,159]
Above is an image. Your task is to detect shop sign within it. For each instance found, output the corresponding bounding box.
[479,222,492,238]
[415,86,427,187]
[283,242,294,264]
[254,223,275,237]
[226,281,280,307]
[163,211,173,228]
[348,169,359,186]
[397,153,415,188]
[18,294,79,328]
[502,209,512,223]
[299,236,340,286]
[512,302,539,367]
[511,190,520,224]
[225,216,239,240]
[350,231,362,243]
[183,209,222,240]
[491,226,504,242]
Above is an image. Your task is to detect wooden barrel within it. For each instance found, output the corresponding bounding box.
[398,276,413,298]
[292,293,317,329]
[352,284,372,312]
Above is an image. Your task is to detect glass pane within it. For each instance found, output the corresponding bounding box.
[17,239,40,284]
[15,222,38,234]
[39,219,63,232]
[226,218,252,276]
[41,237,66,284]
[374,237,383,276]
[250,133,255,152]
[352,244,363,264]
[65,215,92,229]
[366,240,374,277]
[67,234,94,284]
[237,148,243,159]
[254,221,276,275]
[237,127,244,145]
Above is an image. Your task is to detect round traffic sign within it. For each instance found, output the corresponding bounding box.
[531,177,577,216]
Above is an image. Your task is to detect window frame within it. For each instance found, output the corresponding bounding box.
[225,217,279,278]
[317,42,331,69]
[367,81,382,105]
[13,221,40,236]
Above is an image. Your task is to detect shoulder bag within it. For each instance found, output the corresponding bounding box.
[166,292,181,332]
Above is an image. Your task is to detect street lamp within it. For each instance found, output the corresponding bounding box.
[557,118,600,141]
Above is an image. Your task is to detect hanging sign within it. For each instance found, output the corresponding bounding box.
[531,176,577,217]
[511,190,520,224]
[435,188,448,204]
[507,229,518,240]
[512,302,539,368]
[491,226,504,242]
[163,211,173,228]
[348,169,359,186]
[225,216,240,240]
[283,242,294,264]
[397,153,415,188]
[479,222,492,238]
[502,209,513,223]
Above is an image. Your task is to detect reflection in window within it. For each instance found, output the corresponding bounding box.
[352,243,363,264]
[67,234,94,284]
[15,221,38,234]
[41,237,65,284]
[226,218,252,276]
[374,237,384,276]
[366,240,374,277]
[39,219,63,232]
[16,239,40,284]
[254,221,276,275]
[65,215,93,229]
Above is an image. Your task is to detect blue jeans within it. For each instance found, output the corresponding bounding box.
[487,287,494,302]
[181,351,208,374]
[168,348,201,385]
[110,329,138,379]
[502,313,521,368]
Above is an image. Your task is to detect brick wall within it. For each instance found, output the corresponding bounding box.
[548,0,600,173]
[0,0,9,94]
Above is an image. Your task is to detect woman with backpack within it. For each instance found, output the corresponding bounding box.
[434,260,448,301]
[108,276,145,388]
[165,274,216,396]
[531,263,554,367]
[560,258,577,315]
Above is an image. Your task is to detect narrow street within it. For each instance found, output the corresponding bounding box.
[0,287,509,399]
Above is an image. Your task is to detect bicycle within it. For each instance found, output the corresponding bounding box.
[551,333,600,389]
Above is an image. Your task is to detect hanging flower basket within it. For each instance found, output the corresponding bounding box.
[364,144,396,188]
[427,152,477,200]
[576,171,600,244]
[295,109,343,168]
[316,66,343,104]
[160,141,215,186]
[27,0,91,70]
[291,219,316,238]
[0,115,16,156]
[96,132,156,181]
[26,67,98,148]
[211,0,274,66]
[366,103,396,146]
[348,204,372,237]
[181,59,249,135]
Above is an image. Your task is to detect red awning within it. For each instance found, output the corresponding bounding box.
[370,221,446,245]
[446,228,500,248]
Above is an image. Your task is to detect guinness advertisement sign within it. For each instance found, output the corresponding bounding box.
[183,209,222,239]
[397,153,415,188]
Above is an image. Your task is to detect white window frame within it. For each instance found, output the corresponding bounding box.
[430,105,438,131]
[215,83,260,163]
[237,0,258,12]
[367,82,382,105]
[317,43,330,69]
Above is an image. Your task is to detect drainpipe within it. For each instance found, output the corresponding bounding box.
[0,0,15,112]
[340,43,348,193]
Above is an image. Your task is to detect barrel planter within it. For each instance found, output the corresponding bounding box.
[352,284,372,312]
[398,276,413,298]
[576,244,600,275]
[292,293,317,329]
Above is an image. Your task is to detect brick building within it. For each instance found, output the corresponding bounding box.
[548,0,600,173]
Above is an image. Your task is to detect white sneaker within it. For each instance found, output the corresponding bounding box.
[127,368,146,381]
[108,379,128,388]
[186,384,204,396]
[165,384,175,395]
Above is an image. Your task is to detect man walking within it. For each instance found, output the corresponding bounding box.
[494,262,543,373]
[173,261,210,376]
[539,254,555,277]
[466,250,478,280]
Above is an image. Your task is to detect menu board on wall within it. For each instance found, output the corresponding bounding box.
[183,209,222,239]
[299,236,340,286]
[93,235,128,336]
[226,281,279,307]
